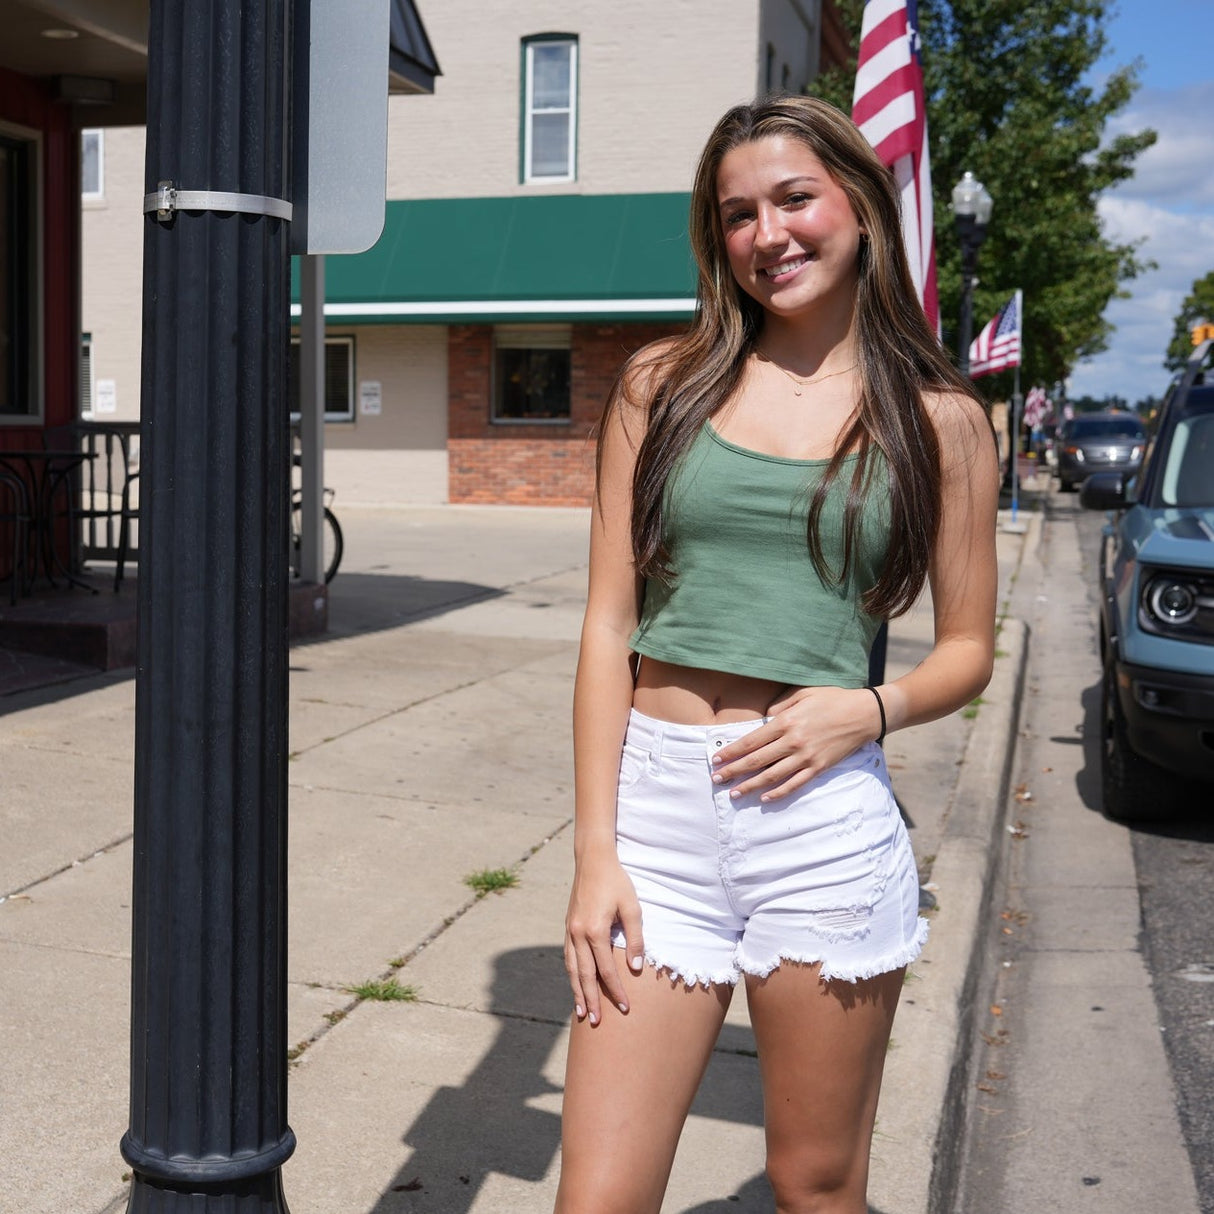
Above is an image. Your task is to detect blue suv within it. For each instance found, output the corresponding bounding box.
[1081,341,1214,821]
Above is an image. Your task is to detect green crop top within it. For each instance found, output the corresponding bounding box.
[629,422,890,687]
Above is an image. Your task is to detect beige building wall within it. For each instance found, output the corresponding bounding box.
[323,325,448,504]
[386,0,774,200]
[81,125,145,426]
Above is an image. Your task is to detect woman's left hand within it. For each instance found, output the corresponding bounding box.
[709,685,883,801]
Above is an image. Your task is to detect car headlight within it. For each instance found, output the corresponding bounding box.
[1139,568,1214,642]
[1147,578,1197,625]
[1131,444,1143,461]
[1064,444,1084,462]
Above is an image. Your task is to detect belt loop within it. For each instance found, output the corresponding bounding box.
[652,720,665,766]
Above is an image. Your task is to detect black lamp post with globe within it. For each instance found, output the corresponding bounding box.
[952,171,993,377]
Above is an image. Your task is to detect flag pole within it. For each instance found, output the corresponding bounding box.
[1011,363,1022,523]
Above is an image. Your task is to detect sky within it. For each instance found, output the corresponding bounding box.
[1063,1,1214,404]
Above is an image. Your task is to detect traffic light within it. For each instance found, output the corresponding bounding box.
[1192,321,1214,345]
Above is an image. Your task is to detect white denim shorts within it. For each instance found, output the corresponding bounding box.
[609,708,928,987]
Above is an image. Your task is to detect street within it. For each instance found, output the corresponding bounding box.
[952,487,1212,1214]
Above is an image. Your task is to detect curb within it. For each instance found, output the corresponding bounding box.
[869,512,1037,1214]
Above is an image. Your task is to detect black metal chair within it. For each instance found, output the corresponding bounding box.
[0,467,31,605]
[43,424,139,591]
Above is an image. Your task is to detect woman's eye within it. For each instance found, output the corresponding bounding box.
[724,210,752,226]
[785,193,811,207]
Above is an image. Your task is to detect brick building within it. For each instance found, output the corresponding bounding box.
[82,0,851,507]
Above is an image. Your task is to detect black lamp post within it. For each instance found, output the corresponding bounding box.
[952,171,993,377]
[121,1,294,1209]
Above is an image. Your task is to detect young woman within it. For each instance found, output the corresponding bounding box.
[557,96,999,1214]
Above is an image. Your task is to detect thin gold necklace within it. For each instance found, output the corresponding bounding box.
[754,348,856,397]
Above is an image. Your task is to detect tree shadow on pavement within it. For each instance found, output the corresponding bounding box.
[367,946,764,1213]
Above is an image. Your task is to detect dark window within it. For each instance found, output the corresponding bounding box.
[289,335,354,422]
[1068,416,1146,440]
[0,132,34,417]
[493,326,571,422]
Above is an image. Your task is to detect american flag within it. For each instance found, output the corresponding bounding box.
[1023,385,1051,428]
[969,290,1022,378]
[852,0,937,329]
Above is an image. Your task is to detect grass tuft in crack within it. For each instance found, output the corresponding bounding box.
[347,977,419,1002]
[464,867,519,898]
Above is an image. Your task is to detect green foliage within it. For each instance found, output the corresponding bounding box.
[1165,270,1214,371]
[924,0,1155,391]
[811,0,1156,393]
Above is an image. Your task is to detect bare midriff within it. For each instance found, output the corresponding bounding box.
[631,655,792,725]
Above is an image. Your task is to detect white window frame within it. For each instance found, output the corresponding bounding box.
[522,37,577,184]
[289,334,356,423]
[81,128,104,201]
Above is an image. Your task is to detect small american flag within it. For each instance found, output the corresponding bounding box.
[969,291,1022,378]
[852,0,937,329]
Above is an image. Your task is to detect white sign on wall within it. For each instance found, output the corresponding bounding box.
[95,379,117,414]
[358,380,383,416]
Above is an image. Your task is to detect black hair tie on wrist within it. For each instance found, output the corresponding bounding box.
[865,685,887,745]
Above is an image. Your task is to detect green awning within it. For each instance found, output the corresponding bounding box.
[290,192,697,324]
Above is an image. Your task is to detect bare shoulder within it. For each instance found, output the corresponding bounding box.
[921,388,997,463]
[620,335,682,401]
[610,335,682,444]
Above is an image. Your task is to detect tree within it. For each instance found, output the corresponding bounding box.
[1165,269,1214,370]
[812,0,1156,395]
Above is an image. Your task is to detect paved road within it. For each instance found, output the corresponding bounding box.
[1075,497,1214,1214]
[951,489,1207,1213]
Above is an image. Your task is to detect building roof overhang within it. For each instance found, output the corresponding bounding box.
[0,0,438,124]
[291,192,699,325]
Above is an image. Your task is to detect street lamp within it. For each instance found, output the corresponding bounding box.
[952,171,993,377]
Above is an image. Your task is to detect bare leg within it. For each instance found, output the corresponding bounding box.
[745,962,904,1214]
[556,949,733,1214]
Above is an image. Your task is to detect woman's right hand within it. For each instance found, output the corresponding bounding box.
[564,850,645,1025]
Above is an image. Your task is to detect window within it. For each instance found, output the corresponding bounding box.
[522,36,577,182]
[81,129,104,200]
[493,325,571,423]
[289,335,355,422]
[81,333,94,418]
[0,128,38,418]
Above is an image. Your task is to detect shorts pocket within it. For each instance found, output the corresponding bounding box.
[616,741,651,794]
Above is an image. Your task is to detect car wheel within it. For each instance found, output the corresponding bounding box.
[1101,660,1183,822]
[1059,477,1076,493]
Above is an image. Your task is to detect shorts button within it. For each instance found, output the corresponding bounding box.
[714,740,723,748]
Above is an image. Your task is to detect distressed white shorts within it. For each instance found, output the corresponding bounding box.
[610,708,929,987]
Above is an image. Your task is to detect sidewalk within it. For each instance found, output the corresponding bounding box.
[0,499,1035,1214]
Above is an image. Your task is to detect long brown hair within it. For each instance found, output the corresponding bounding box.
[604,96,981,619]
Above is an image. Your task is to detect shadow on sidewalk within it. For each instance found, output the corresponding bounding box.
[0,573,508,711]
[368,947,768,1213]
[297,572,507,642]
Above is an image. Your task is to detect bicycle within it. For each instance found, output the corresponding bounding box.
[290,454,343,584]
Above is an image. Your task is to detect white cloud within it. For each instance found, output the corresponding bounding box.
[1107,82,1214,206]
[1068,82,1214,403]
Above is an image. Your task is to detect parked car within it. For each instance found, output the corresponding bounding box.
[1057,411,1147,491]
[1080,342,1214,821]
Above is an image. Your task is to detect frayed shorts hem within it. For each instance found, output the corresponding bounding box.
[621,916,929,990]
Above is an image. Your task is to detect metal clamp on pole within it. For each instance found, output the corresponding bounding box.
[144,180,293,222]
